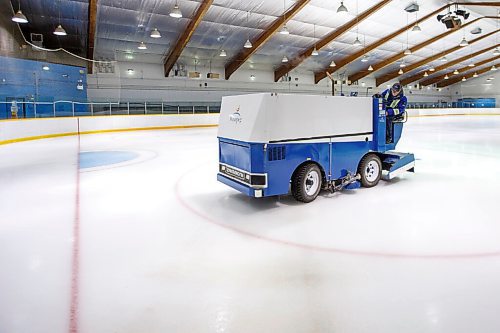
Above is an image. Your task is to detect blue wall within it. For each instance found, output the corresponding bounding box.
[0,56,87,119]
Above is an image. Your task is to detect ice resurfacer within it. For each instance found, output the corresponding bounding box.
[217,93,415,202]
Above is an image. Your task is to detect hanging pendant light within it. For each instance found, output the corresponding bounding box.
[169,2,183,18]
[440,56,448,62]
[368,65,374,71]
[453,69,459,75]
[423,72,429,77]
[493,48,500,56]
[429,67,435,72]
[53,24,67,36]
[353,36,362,46]
[473,72,478,78]
[311,47,319,56]
[412,24,421,32]
[150,28,161,38]
[311,24,318,56]
[280,25,290,35]
[138,41,147,50]
[462,77,466,82]
[404,48,412,55]
[330,60,336,67]
[337,1,348,13]
[282,56,289,63]
[244,39,253,49]
[444,74,449,80]
[492,65,497,71]
[468,63,475,67]
[219,49,227,57]
[398,68,404,75]
[361,55,368,62]
[459,37,468,47]
[400,62,406,68]
[12,10,28,23]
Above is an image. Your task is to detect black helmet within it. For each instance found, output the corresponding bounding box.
[392,83,402,92]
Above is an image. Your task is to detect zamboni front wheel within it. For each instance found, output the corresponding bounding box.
[358,154,382,188]
[292,163,322,203]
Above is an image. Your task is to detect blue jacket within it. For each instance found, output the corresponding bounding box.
[381,89,407,116]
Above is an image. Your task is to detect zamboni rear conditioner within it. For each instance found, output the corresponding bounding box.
[217,93,415,203]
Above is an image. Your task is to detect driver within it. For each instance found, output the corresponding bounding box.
[375,83,407,143]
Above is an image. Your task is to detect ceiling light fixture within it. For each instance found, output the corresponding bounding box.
[453,69,459,75]
[468,63,475,67]
[361,55,368,62]
[138,41,147,50]
[280,0,290,35]
[429,66,435,72]
[368,65,374,71]
[440,56,448,62]
[337,1,348,13]
[12,10,28,24]
[169,1,183,18]
[353,37,362,46]
[423,71,429,77]
[53,24,67,36]
[219,49,227,57]
[311,24,318,56]
[150,28,161,38]
[42,65,50,71]
[400,62,406,68]
[444,74,449,79]
[398,68,404,75]
[459,37,468,47]
[330,60,336,67]
[244,12,253,48]
[404,48,412,55]
[473,72,478,77]
[462,77,466,82]
[282,55,289,63]
[492,65,497,71]
[412,24,421,32]
[493,48,500,56]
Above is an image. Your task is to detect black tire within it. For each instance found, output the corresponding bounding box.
[358,154,382,188]
[291,164,322,203]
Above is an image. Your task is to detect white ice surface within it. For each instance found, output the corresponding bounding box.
[1,116,500,333]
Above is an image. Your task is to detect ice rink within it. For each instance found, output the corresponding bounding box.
[1,115,500,333]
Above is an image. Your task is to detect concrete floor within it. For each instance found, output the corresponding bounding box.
[1,115,500,333]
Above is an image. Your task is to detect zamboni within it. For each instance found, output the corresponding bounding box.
[217,93,415,203]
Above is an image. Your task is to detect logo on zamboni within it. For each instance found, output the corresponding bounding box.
[229,106,242,124]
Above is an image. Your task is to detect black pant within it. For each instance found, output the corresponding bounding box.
[386,116,394,143]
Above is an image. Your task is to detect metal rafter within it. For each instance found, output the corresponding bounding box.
[436,62,500,87]
[314,2,500,84]
[224,0,310,80]
[420,54,500,86]
[164,0,214,77]
[273,0,392,82]
[400,43,500,86]
[375,28,500,87]
[348,17,492,84]
[87,0,98,74]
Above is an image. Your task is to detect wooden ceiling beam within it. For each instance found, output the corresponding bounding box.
[273,0,392,82]
[86,0,98,74]
[314,2,500,84]
[420,54,500,86]
[164,0,214,77]
[224,0,310,80]
[375,28,499,87]
[348,17,486,84]
[436,62,499,87]
[400,43,500,86]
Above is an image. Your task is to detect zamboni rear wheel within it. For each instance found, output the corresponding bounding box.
[358,154,382,188]
[292,163,322,203]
